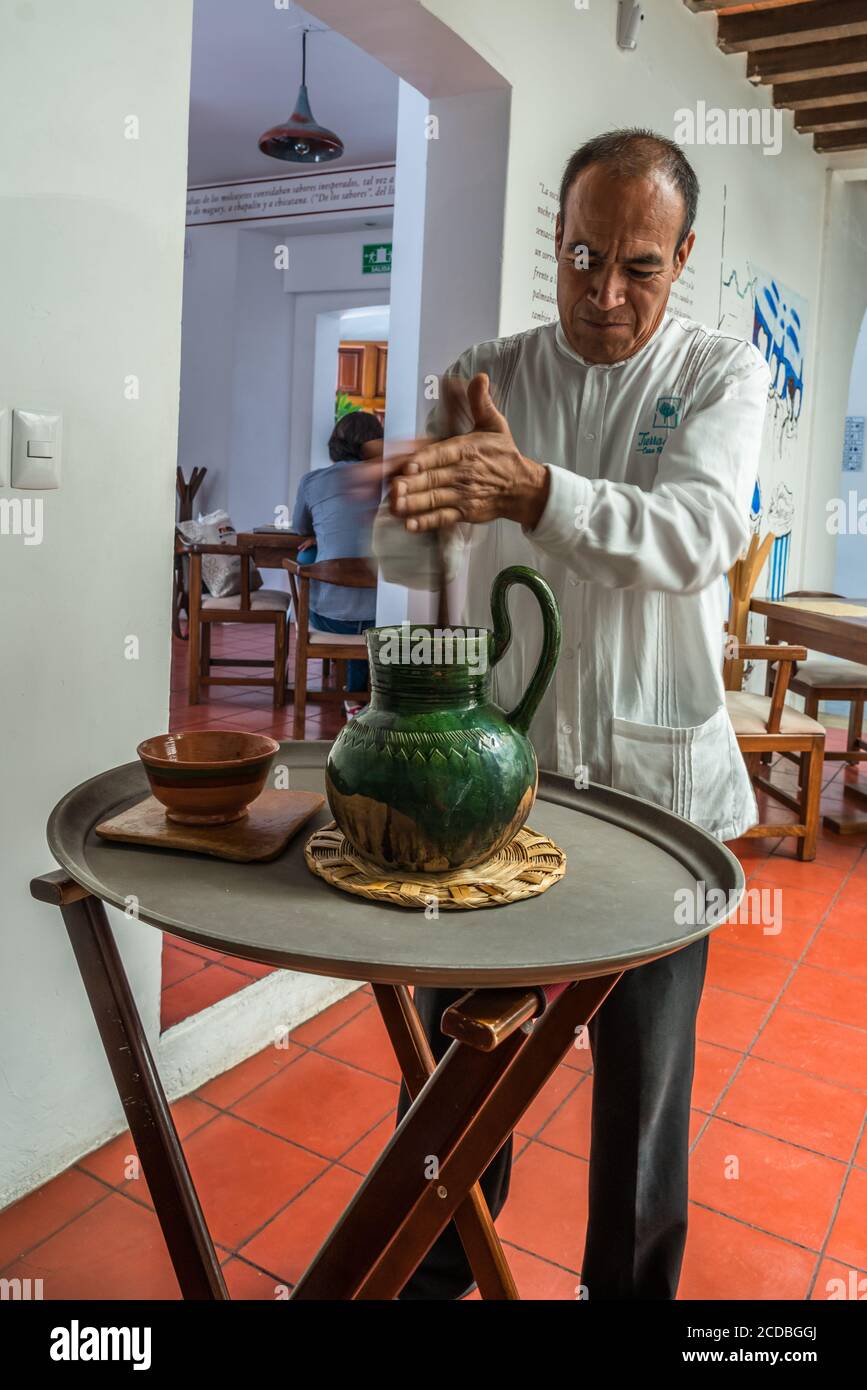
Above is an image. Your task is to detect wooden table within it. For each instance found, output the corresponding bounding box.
[235,530,312,572]
[30,742,742,1301]
[751,596,867,831]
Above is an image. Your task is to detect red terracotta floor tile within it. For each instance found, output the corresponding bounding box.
[535,1076,593,1159]
[562,1028,594,1072]
[706,940,793,1002]
[855,1127,867,1169]
[756,857,847,897]
[222,1256,287,1300]
[717,1056,866,1161]
[195,1040,303,1110]
[77,1096,217,1209]
[825,1167,867,1271]
[697,986,770,1052]
[690,1117,846,1249]
[746,878,835,926]
[716,910,817,963]
[832,879,867,916]
[780,838,864,870]
[289,989,369,1046]
[232,1051,397,1159]
[822,900,867,941]
[317,1005,402,1083]
[500,1243,583,1300]
[240,1164,363,1285]
[161,963,255,1031]
[339,1111,398,1175]
[780,964,867,1032]
[679,1203,815,1300]
[0,1168,108,1271]
[1,1192,181,1300]
[183,1113,326,1250]
[811,1257,867,1300]
[516,1063,582,1139]
[164,935,229,964]
[495,1142,588,1270]
[691,1040,743,1113]
[806,926,867,979]
[161,941,208,989]
[211,707,283,732]
[754,1006,867,1091]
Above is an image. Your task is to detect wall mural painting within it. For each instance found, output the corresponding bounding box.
[719,257,808,603]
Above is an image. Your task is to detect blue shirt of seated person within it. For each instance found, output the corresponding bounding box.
[291,410,383,692]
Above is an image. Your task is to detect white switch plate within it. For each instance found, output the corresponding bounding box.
[0,408,10,487]
[12,409,62,489]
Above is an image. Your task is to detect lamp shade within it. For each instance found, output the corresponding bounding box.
[258,30,343,164]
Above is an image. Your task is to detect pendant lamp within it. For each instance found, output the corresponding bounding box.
[258,28,343,164]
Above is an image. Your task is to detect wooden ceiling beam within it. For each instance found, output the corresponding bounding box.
[719,2,867,55]
[686,1,814,13]
[813,125,867,150]
[773,72,867,107]
[748,35,867,83]
[794,101,867,131]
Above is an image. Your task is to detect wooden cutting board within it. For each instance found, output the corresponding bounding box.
[95,789,325,862]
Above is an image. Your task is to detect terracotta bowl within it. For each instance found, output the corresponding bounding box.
[136,730,280,825]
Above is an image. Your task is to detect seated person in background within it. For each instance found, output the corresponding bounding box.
[291,410,383,715]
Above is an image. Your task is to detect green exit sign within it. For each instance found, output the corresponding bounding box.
[363,242,392,275]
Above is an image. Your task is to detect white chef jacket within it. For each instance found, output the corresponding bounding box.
[374,310,771,842]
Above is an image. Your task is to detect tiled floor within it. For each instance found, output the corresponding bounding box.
[3,626,866,1298]
[161,625,344,1030]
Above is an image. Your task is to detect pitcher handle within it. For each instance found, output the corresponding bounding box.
[488,566,562,736]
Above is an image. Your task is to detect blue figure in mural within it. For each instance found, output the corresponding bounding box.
[753,279,803,424]
[767,483,795,600]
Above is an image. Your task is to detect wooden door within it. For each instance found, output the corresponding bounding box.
[337,340,387,424]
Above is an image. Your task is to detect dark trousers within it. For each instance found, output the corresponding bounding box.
[395,934,709,1300]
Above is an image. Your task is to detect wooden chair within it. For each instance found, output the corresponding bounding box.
[177,533,290,708]
[724,531,773,691]
[284,557,377,740]
[724,641,825,860]
[765,592,867,766]
[172,467,207,639]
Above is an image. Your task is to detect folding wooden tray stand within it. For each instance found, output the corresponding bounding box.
[31,742,742,1301]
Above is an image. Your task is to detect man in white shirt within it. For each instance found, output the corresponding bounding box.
[376,129,770,1300]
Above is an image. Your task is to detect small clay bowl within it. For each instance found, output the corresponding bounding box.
[136,730,280,825]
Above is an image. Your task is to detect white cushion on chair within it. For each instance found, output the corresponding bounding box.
[307,631,368,647]
[726,691,825,736]
[202,587,289,612]
[790,658,867,690]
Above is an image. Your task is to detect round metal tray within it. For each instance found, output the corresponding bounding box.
[47,740,743,988]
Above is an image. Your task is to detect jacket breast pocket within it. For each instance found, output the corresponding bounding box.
[610,705,736,835]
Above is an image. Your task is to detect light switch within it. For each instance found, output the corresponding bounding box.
[12,410,62,489]
[0,409,10,487]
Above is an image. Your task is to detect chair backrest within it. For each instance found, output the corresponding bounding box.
[725,531,773,691]
[177,532,257,613]
[284,557,377,632]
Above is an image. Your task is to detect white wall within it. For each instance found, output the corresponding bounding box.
[0,0,193,1203]
[179,220,392,532]
[829,217,867,597]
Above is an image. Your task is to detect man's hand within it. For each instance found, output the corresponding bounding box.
[389,373,550,532]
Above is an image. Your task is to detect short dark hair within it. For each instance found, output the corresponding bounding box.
[328,410,384,463]
[559,128,699,256]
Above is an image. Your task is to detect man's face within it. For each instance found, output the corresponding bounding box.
[555,164,694,365]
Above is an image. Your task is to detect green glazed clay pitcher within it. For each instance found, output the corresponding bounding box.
[325,565,561,873]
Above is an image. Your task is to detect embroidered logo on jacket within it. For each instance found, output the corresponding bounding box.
[636,395,683,455]
[653,395,682,428]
